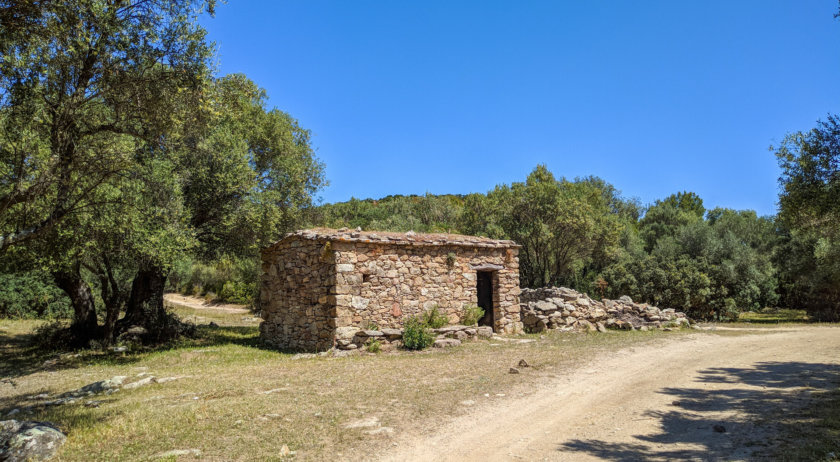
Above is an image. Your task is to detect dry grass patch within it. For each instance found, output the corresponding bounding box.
[0,311,710,461]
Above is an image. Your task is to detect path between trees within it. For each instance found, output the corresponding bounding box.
[381,325,840,461]
[162,293,250,314]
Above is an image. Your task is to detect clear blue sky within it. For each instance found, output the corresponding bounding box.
[200,1,840,216]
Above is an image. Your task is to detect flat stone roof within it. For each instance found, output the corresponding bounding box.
[267,228,519,250]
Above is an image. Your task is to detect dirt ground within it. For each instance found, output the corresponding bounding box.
[381,325,840,461]
[163,293,251,314]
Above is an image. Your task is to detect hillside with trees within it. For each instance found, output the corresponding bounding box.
[306,166,786,322]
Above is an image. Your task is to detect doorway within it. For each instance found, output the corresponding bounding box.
[476,271,494,329]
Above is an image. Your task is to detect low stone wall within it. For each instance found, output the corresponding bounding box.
[520,287,691,333]
[334,324,495,351]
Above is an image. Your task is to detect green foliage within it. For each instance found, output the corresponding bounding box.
[422,305,448,328]
[402,316,435,350]
[599,205,779,320]
[365,338,382,353]
[167,256,257,306]
[465,166,627,289]
[446,252,457,268]
[461,304,485,326]
[774,115,840,321]
[306,193,463,233]
[0,270,71,319]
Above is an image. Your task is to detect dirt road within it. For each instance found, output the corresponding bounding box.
[163,293,250,314]
[382,326,840,461]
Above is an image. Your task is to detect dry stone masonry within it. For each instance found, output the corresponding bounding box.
[334,324,495,351]
[520,287,691,333]
[260,228,522,352]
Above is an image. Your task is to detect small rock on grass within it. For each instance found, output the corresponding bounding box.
[433,338,461,348]
[122,376,156,390]
[154,449,202,458]
[279,444,295,457]
[364,426,394,436]
[460,400,476,406]
[343,416,380,429]
[713,425,726,433]
[517,359,530,368]
[509,368,520,374]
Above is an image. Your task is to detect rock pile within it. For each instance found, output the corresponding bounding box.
[520,287,690,333]
[334,324,494,351]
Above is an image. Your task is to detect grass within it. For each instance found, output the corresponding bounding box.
[738,308,810,324]
[0,309,705,461]
[772,387,840,460]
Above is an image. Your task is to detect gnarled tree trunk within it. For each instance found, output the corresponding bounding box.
[53,265,98,346]
[118,266,171,341]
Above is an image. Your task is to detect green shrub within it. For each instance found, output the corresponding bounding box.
[0,271,72,319]
[365,338,382,353]
[402,316,434,350]
[461,304,485,326]
[168,255,257,306]
[218,281,256,305]
[422,304,448,328]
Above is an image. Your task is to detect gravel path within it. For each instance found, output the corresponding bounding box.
[382,325,840,461]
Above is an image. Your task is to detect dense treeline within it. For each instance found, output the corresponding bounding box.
[307,168,782,321]
[308,135,840,322]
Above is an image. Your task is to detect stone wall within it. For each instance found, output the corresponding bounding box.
[259,228,524,352]
[259,236,335,351]
[520,287,691,333]
[334,324,495,351]
[332,242,522,334]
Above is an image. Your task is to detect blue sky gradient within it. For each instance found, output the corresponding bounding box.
[200,1,840,216]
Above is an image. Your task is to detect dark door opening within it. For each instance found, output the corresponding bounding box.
[476,271,494,329]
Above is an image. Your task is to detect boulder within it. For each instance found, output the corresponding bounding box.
[125,326,147,336]
[73,376,126,396]
[577,319,596,332]
[618,295,633,303]
[476,326,493,338]
[360,330,384,338]
[590,308,607,320]
[0,420,66,462]
[433,338,461,348]
[335,327,360,341]
[380,328,403,340]
[436,325,466,334]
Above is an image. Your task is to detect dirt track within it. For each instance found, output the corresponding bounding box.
[382,326,840,461]
[163,293,250,314]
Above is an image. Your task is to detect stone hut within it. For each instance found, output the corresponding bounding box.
[259,228,522,351]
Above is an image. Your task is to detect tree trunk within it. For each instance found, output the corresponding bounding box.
[53,266,98,346]
[95,259,124,347]
[119,266,169,337]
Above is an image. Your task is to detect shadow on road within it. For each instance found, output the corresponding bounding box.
[558,361,840,461]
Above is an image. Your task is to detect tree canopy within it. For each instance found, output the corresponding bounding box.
[0,0,325,344]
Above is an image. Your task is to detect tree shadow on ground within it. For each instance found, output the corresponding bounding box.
[0,323,264,381]
[558,361,840,461]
